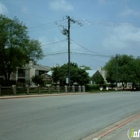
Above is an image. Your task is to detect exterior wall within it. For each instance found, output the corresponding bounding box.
[0,61,50,85]
[25,69,30,84]
[98,67,107,83]
[29,68,35,84]
[35,70,39,75]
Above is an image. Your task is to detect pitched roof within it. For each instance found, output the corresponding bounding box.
[33,65,51,71]
[47,71,52,76]
[86,70,97,77]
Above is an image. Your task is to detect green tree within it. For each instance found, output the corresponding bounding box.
[0,15,44,83]
[26,39,44,62]
[104,54,139,84]
[32,75,44,86]
[104,56,116,83]
[91,71,105,84]
[52,63,89,85]
[132,57,140,84]
[118,55,136,83]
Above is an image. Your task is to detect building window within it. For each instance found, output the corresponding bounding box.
[18,69,25,77]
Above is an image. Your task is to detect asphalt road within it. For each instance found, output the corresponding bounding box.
[0,91,140,140]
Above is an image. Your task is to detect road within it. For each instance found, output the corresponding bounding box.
[0,91,140,140]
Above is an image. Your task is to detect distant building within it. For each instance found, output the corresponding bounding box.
[86,70,97,77]
[0,61,51,85]
[98,67,107,83]
[86,67,107,84]
[86,70,96,84]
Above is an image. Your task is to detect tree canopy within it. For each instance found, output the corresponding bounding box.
[52,63,89,85]
[104,54,140,84]
[0,15,44,82]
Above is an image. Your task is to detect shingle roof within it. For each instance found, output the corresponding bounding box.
[33,65,51,71]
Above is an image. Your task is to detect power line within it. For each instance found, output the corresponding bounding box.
[41,39,67,46]
[71,38,112,57]
[71,51,111,57]
[29,24,57,30]
[70,38,98,55]
[6,9,68,32]
[7,9,57,20]
[28,19,67,32]
[29,19,67,29]
[45,51,67,56]
[82,19,140,26]
[28,25,58,32]
[44,51,111,58]
[71,53,109,63]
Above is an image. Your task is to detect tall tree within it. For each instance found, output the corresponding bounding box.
[104,56,116,83]
[104,54,140,84]
[0,15,44,83]
[52,63,89,85]
[133,57,140,84]
[26,39,44,62]
[118,55,135,83]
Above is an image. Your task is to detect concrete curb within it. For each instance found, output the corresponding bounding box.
[82,113,140,140]
[0,92,88,100]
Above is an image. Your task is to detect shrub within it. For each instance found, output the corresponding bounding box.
[31,75,44,86]
[86,84,100,91]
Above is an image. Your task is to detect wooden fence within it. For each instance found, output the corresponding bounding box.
[0,85,85,95]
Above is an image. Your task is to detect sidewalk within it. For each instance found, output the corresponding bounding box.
[0,92,87,99]
[83,113,140,140]
[100,114,140,140]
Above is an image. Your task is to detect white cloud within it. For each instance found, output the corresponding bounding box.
[0,3,8,14]
[49,0,73,11]
[121,6,140,16]
[103,24,140,51]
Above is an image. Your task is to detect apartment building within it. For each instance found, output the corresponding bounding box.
[0,61,51,85]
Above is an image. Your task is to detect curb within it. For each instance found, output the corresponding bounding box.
[82,113,140,140]
[0,92,88,100]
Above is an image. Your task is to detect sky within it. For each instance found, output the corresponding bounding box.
[0,0,140,70]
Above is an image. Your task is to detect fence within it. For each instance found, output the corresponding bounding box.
[0,85,86,95]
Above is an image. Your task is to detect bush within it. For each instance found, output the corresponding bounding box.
[86,84,100,91]
[31,75,44,86]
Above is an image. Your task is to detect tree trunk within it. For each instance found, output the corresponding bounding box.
[3,70,12,86]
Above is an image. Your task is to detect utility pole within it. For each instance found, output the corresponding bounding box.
[61,16,82,90]
[116,54,119,90]
[67,16,71,88]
